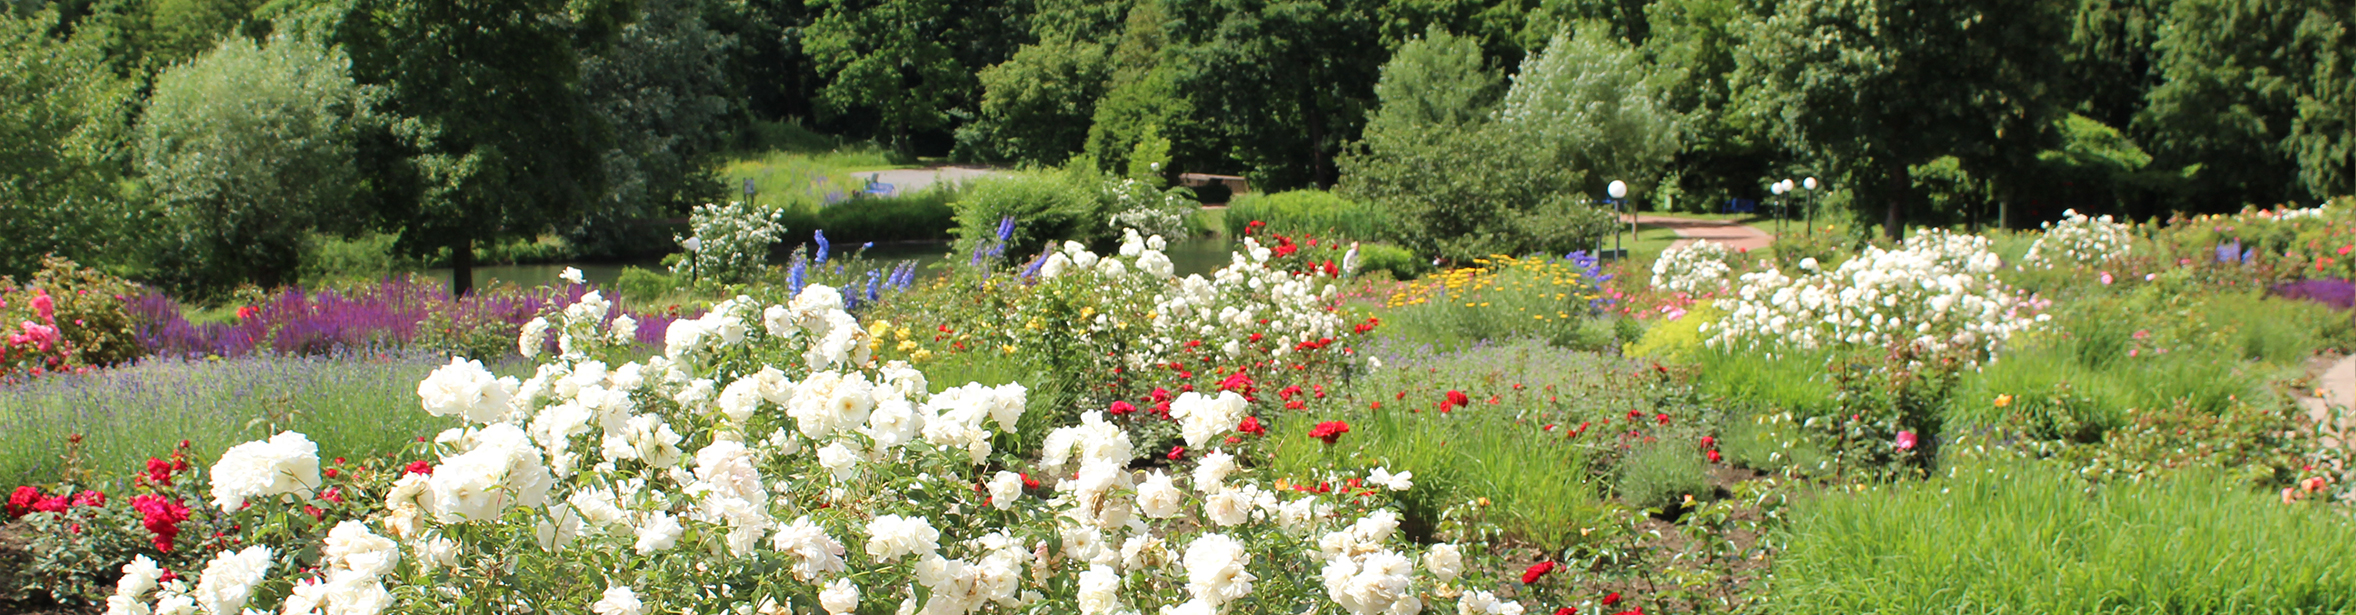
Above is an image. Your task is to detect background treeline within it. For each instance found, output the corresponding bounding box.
[1,0,2349,292]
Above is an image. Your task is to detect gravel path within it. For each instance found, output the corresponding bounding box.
[862,166,1001,196]
[1630,214,1778,252]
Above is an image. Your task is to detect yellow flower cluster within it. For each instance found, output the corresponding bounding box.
[1383,256,1600,319]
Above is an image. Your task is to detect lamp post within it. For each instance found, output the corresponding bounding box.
[1770,179,1790,236]
[1801,176,1818,233]
[1607,180,1629,259]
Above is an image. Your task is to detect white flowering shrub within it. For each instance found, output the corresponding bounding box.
[1102,178,1198,242]
[674,201,785,283]
[1706,229,2043,363]
[1649,240,1735,295]
[108,274,1495,615]
[2020,209,2132,269]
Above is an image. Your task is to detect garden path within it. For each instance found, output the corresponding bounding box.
[1630,214,1777,252]
[864,165,1000,196]
[2304,354,2356,434]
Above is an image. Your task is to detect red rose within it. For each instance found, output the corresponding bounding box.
[1309,421,1351,445]
[1110,401,1139,415]
[1238,416,1267,436]
[1707,450,1722,463]
[1655,413,1670,425]
[1555,608,1576,615]
[70,490,106,508]
[1168,446,1187,460]
[405,460,434,476]
[1151,388,1173,403]
[1445,390,1470,408]
[7,486,41,517]
[1601,592,1621,607]
[144,457,176,485]
[1522,561,1557,584]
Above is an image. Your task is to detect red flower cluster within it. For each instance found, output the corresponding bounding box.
[7,486,79,517]
[1522,561,1557,584]
[1237,416,1267,436]
[1444,390,1470,409]
[404,460,435,476]
[1701,436,1722,464]
[1309,421,1351,445]
[131,494,191,552]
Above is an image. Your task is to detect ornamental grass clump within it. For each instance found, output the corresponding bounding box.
[79,251,1529,615]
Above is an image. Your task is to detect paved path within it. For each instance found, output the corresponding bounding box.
[864,166,1001,196]
[2303,354,2356,438]
[1630,214,1777,252]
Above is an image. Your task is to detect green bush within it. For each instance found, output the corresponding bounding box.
[802,186,960,244]
[1615,439,1713,510]
[300,232,424,287]
[1223,189,1392,242]
[1338,122,1613,262]
[614,266,677,305]
[1,257,145,371]
[1352,243,1430,279]
[1623,301,1726,362]
[1770,456,2356,614]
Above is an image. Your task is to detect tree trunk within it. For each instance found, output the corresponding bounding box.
[451,239,476,297]
[1885,164,1909,242]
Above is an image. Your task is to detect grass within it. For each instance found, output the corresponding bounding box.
[1267,339,1652,546]
[715,147,917,206]
[0,354,462,488]
[1770,456,2356,614]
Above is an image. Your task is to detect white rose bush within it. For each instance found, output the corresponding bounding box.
[1703,229,2042,365]
[91,238,1511,615]
[2020,209,2134,270]
[1649,240,1736,296]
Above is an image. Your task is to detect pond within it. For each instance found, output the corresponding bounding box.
[427,237,1244,290]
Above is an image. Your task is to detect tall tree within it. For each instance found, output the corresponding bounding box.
[802,0,973,151]
[1496,25,1681,199]
[1732,0,2071,239]
[343,0,608,295]
[1163,0,1386,190]
[575,0,735,258]
[2137,0,2349,209]
[0,9,139,277]
[139,33,363,294]
[958,39,1113,165]
[1364,25,1501,135]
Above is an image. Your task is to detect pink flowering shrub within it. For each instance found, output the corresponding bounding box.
[0,257,145,382]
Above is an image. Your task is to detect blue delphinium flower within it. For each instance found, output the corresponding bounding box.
[866,269,881,302]
[814,230,832,264]
[787,259,807,297]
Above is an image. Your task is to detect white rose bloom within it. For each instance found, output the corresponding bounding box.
[1424,544,1464,582]
[1325,550,1420,615]
[717,375,767,424]
[323,568,392,615]
[519,317,551,358]
[1277,496,1322,531]
[609,314,638,344]
[816,441,860,482]
[634,510,683,554]
[321,521,400,578]
[1136,471,1183,518]
[865,514,941,562]
[1138,249,1175,279]
[1182,534,1255,606]
[1456,590,1522,615]
[1078,564,1121,615]
[772,516,848,582]
[1367,467,1413,491]
[1192,450,1237,493]
[114,554,162,601]
[1203,487,1252,527]
[1168,391,1247,448]
[987,471,1024,511]
[417,357,518,424]
[191,545,273,615]
[151,593,196,615]
[694,440,767,504]
[428,424,553,523]
[591,585,643,615]
[820,579,860,615]
[279,577,328,615]
[208,431,321,511]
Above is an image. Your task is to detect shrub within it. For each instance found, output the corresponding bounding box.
[950,167,1106,259]
[1770,456,2356,614]
[1223,190,1392,242]
[2021,209,2135,270]
[1649,240,1735,295]
[614,266,677,305]
[299,232,423,287]
[1351,243,1430,280]
[673,201,784,284]
[1339,121,1612,262]
[0,257,145,379]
